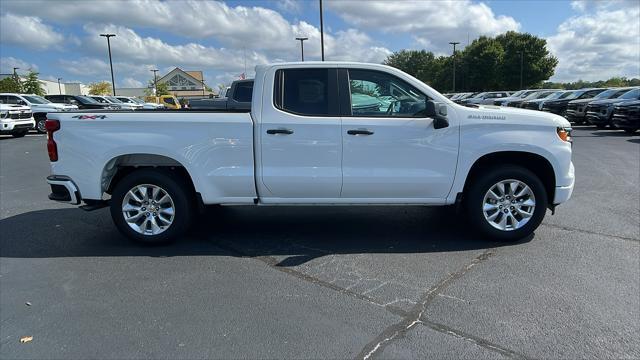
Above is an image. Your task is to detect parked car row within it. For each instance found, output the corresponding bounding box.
[446,86,640,134]
[0,93,171,135]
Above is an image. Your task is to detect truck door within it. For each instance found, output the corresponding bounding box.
[339,68,459,200]
[259,67,342,199]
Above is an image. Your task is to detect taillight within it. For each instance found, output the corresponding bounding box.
[45,119,60,162]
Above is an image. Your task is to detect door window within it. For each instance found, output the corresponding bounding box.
[274,68,337,116]
[346,69,428,117]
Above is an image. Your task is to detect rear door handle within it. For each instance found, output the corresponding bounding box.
[266,128,294,135]
[347,129,374,135]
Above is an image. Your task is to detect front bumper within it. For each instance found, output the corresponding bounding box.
[586,112,609,126]
[565,110,586,123]
[553,162,575,205]
[611,114,640,129]
[47,175,81,205]
[0,118,35,132]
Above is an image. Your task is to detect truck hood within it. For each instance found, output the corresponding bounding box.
[568,98,595,105]
[0,104,31,111]
[589,98,637,106]
[468,104,571,127]
[31,103,77,111]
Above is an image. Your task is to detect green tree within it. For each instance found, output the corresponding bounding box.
[89,81,112,95]
[495,31,558,90]
[382,31,558,92]
[461,36,505,91]
[22,70,45,95]
[144,80,169,96]
[0,76,23,93]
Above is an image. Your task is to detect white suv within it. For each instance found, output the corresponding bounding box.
[0,103,35,137]
[0,93,77,133]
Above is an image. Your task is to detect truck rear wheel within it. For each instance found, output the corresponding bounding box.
[110,169,193,243]
[466,165,547,242]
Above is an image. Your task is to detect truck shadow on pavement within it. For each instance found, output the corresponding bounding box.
[0,206,531,266]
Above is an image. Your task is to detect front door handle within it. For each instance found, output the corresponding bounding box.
[347,129,374,136]
[266,128,294,135]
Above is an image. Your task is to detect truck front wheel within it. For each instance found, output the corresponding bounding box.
[466,165,547,242]
[110,169,193,243]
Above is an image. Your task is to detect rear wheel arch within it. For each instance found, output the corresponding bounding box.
[102,154,197,197]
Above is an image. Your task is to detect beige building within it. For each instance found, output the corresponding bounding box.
[115,68,216,99]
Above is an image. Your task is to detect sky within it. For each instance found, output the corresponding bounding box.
[0,0,638,90]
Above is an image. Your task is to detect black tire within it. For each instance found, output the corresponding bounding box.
[110,169,193,244]
[466,165,547,242]
[35,115,47,134]
[11,130,27,138]
[624,128,638,134]
[595,124,607,129]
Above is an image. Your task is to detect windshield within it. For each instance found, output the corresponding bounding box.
[558,91,574,99]
[131,98,145,104]
[78,96,99,103]
[619,88,640,99]
[545,91,566,100]
[593,89,618,99]
[22,95,50,104]
[510,90,525,98]
[564,91,585,100]
[105,96,123,103]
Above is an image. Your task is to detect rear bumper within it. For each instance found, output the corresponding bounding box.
[47,175,81,205]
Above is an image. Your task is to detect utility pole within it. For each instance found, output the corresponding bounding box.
[519,51,524,89]
[201,79,206,97]
[295,37,308,61]
[449,42,460,92]
[100,33,116,95]
[319,0,325,61]
[57,78,62,94]
[150,69,158,96]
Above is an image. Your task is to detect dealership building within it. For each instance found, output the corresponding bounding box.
[116,67,216,99]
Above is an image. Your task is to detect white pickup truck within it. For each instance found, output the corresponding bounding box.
[45,62,574,243]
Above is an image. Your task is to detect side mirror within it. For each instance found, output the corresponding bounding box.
[426,100,449,129]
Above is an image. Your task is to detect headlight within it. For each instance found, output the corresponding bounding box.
[538,103,545,110]
[0,111,8,119]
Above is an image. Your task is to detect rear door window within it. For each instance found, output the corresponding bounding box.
[273,68,338,116]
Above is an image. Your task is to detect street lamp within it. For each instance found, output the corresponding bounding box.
[518,51,524,89]
[57,78,62,94]
[319,0,325,61]
[100,33,117,95]
[449,42,460,92]
[150,69,158,96]
[201,79,206,97]
[295,37,308,61]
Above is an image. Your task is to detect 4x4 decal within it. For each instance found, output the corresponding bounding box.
[71,115,107,119]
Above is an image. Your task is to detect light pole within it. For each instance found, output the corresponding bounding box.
[100,33,116,95]
[449,42,460,92]
[319,0,325,61]
[150,69,158,96]
[518,51,524,89]
[201,79,206,97]
[295,37,308,61]
[57,78,62,94]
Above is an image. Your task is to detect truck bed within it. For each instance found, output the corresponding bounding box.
[46,111,257,204]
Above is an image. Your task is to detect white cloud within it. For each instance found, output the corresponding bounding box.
[326,0,520,53]
[0,13,64,50]
[121,77,144,88]
[547,3,640,81]
[0,56,38,74]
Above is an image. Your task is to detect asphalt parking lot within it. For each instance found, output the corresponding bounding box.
[1,128,638,359]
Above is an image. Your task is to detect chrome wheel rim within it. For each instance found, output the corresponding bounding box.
[482,179,536,231]
[37,119,46,132]
[122,184,175,235]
